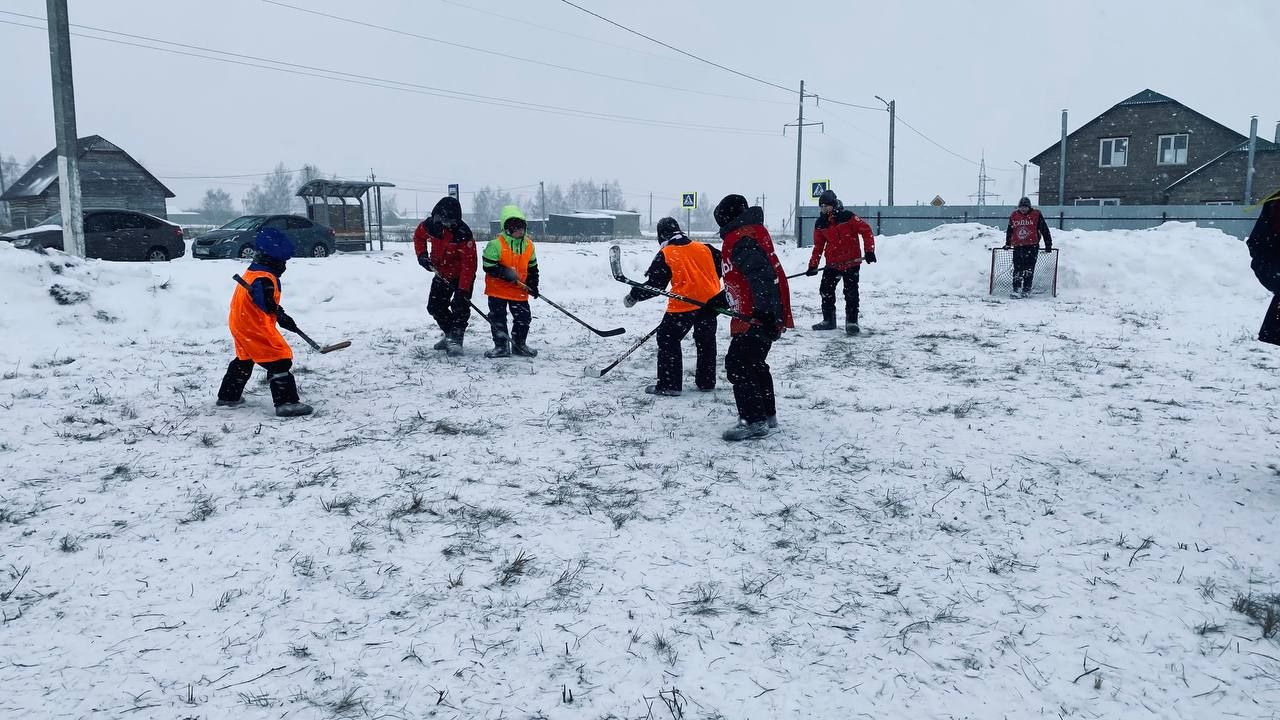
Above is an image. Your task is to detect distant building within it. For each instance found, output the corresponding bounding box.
[582,208,641,237]
[1031,90,1280,206]
[0,135,174,228]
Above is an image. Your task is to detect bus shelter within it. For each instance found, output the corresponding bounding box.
[296,179,395,251]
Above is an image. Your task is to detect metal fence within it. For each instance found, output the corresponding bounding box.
[797,204,1263,245]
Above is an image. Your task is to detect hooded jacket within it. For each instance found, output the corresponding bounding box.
[715,198,793,337]
[1246,191,1280,344]
[483,205,539,301]
[810,206,875,270]
[414,196,477,291]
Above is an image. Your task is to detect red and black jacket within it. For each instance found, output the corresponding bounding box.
[719,206,794,337]
[414,197,477,291]
[1006,208,1052,249]
[810,209,875,270]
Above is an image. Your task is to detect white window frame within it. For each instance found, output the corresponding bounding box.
[1157,134,1189,165]
[1074,198,1121,206]
[1099,137,1129,168]
[1203,201,1234,206]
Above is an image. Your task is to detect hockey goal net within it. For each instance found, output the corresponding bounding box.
[989,248,1059,297]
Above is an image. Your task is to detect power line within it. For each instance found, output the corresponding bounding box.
[556,0,797,95]
[261,0,790,106]
[894,113,1017,171]
[438,0,673,62]
[0,15,776,137]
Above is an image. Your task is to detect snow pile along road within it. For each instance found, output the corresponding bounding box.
[0,222,1277,719]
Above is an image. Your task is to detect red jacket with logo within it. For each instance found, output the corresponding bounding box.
[720,207,794,336]
[810,209,875,270]
[1005,209,1052,248]
[414,221,478,291]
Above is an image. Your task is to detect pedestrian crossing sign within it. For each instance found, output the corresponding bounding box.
[681,192,697,209]
[810,180,830,199]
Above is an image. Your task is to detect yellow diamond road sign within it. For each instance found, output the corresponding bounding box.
[681,192,697,209]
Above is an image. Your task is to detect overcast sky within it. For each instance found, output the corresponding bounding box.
[3,0,1278,227]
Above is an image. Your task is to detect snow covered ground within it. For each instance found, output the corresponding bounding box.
[1,222,1277,719]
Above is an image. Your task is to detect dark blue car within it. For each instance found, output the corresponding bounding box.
[192,214,337,259]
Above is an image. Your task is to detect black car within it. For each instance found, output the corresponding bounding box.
[192,214,337,259]
[1,209,185,261]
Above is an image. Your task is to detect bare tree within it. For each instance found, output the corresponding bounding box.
[244,163,296,214]
[199,188,237,224]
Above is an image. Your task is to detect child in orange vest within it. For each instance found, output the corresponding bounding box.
[481,205,539,358]
[216,227,313,417]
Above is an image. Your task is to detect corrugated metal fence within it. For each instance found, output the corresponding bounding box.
[797,204,1262,246]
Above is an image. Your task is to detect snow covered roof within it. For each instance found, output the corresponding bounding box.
[1,135,175,201]
[583,208,641,217]
[1116,89,1175,106]
[567,212,615,219]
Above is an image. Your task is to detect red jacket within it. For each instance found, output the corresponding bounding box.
[1006,208,1052,248]
[720,208,794,336]
[810,209,874,270]
[414,221,478,291]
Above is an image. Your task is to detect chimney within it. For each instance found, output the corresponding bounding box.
[1275,121,1279,145]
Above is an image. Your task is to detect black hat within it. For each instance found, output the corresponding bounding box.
[818,189,839,206]
[656,217,681,242]
[1018,196,1032,208]
[713,194,750,229]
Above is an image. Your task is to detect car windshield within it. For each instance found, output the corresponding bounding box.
[220,216,263,231]
[37,212,62,226]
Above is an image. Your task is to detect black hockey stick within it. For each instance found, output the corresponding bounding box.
[233,274,351,353]
[585,323,660,377]
[609,245,754,322]
[517,281,626,337]
[785,265,827,279]
[424,268,503,329]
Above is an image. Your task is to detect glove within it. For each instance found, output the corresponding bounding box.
[805,266,819,277]
[1002,244,1012,250]
[275,308,299,333]
[497,266,519,283]
[526,283,539,299]
[1043,244,1053,253]
[864,251,877,264]
[751,310,781,340]
[417,253,433,271]
[623,294,637,308]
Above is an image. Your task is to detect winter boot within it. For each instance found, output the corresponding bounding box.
[445,332,464,357]
[216,359,254,406]
[1020,288,1032,298]
[812,309,837,331]
[1008,290,1021,299]
[433,336,450,351]
[485,342,511,359]
[512,343,538,358]
[723,419,770,441]
[766,415,778,429]
[269,370,312,417]
[845,322,861,336]
[645,384,682,397]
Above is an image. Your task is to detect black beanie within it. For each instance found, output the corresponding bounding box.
[713,194,749,229]
[656,217,681,242]
[818,189,838,206]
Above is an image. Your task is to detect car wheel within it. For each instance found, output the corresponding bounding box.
[239,245,256,259]
[146,247,170,262]
[311,243,329,258]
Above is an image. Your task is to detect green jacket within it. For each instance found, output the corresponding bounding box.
[483,205,538,271]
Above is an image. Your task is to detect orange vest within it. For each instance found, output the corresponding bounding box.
[228,270,292,363]
[661,242,720,312]
[485,234,535,301]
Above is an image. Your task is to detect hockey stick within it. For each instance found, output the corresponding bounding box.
[424,269,503,329]
[232,274,351,353]
[609,245,753,322]
[517,281,627,337]
[585,322,660,378]
[785,265,827,279]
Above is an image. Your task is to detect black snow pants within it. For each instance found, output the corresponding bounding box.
[655,307,718,392]
[1011,246,1038,293]
[427,276,472,339]
[725,333,775,424]
[819,266,861,322]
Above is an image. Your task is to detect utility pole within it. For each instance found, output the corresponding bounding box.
[1245,115,1258,205]
[0,143,10,229]
[539,180,546,219]
[1014,161,1028,200]
[46,0,85,257]
[784,80,822,246]
[1057,109,1068,207]
[875,96,896,206]
[969,153,999,209]
[648,192,652,229]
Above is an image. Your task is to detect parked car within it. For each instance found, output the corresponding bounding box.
[192,214,336,259]
[0,209,185,261]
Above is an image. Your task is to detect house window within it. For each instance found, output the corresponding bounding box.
[1158,134,1189,165]
[1074,198,1121,206]
[1099,137,1128,167]
[1204,201,1234,206]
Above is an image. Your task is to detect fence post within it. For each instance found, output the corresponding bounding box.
[963,211,968,223]
[1058,211,1064,230]
[1161,211,1167,225]
[876,211,882,236]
